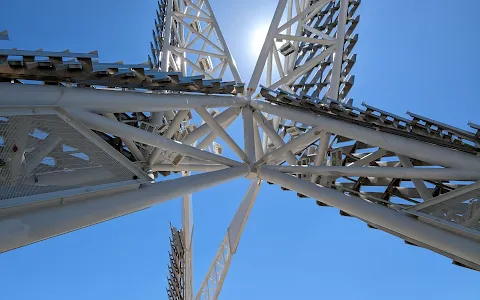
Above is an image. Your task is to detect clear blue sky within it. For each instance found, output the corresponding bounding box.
[1,1,479,299]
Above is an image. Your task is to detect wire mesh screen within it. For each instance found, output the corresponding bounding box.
[0,114,140,201]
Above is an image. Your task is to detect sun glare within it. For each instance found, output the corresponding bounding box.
[251,25,269,55]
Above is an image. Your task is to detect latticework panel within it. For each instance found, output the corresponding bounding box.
[167,225,186,300]
[0,113,141,200]
[289,0,360,101]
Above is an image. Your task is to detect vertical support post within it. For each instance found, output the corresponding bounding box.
[242,106,256,165]
[326,0,348,100]
[284,0,293,73]
[266,50,273,86]
[311,131,330,184]
[161,0,174,71]
[182,171,194,300]
[252,111,297,166]
[253,120,264,162]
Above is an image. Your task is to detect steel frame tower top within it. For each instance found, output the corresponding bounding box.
[0,0,480,299]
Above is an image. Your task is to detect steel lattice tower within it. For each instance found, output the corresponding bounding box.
[0,1,480,299]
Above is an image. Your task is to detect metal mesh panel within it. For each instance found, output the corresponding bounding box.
[0,114,140,200]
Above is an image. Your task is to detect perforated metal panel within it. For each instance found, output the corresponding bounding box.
[0,113,144,200]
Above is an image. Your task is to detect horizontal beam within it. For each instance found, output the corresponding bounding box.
[257,167,480,270]
[0,83,248,113]
[69,109,242,167]
[264,165,480,180]
[151,164,227,172]
[0,165,250,253]
[251,101,480,172]
[275,33,336,45]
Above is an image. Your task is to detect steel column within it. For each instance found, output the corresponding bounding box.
[0,165,250,253]
[264,165,480,180]
[251,100,480,171]
[0,83,248,112]
[257,167,480,270]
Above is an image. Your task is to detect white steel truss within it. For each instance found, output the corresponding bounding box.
[150,0,241,82]
[1,1,480,300]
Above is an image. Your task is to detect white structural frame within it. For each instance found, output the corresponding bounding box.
[1,1,480,300]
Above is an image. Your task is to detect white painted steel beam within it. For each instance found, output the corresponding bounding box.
[398,154,432,200]
[327,0,348,100]
[251,101,480,171]
[252,111,297,165]
[181,107,240,146]
[104,113,146,162]
[257,127,323,165]
[257,167,480,270]
[24,135,62,177]
[69,109,241,167]
[0,165,250,253]
[242,106,256,165]
[311,131,330,183]
[161,0,174,71]
[409,181,480,212]
[202,0,242,83]
[196,180,262,300]
[196,113,237,151]
[151,164,227,172]
[347,148,387,167]
[264,165,480,180]
[147,110,189,166]
[182,171,194,300]
[0,83,248,113]
[196,107,247,162]
[253,121,264,161]
[247,0,288,96]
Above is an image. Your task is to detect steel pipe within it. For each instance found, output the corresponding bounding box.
[0,165,250,253]
[181,107,240,146]
[257,127,322,165]
[263,165,480,180]
[311,131,330,183]
[196,107,247,162]
[69,109,241,167]
[251,100,480,171]
[257,167,480,269]
[252,111,297,165]
[0,83,248,113]
[104,113,146,161]
[151,164,227,172]
[147,110,189,165]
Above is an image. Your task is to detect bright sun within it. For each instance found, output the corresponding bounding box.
[251,25,269,55]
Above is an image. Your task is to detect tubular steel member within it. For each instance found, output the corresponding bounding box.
[251,100,480,172]
[0,165,250,253]
[257,166,480,270]
[0,83,248,113]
